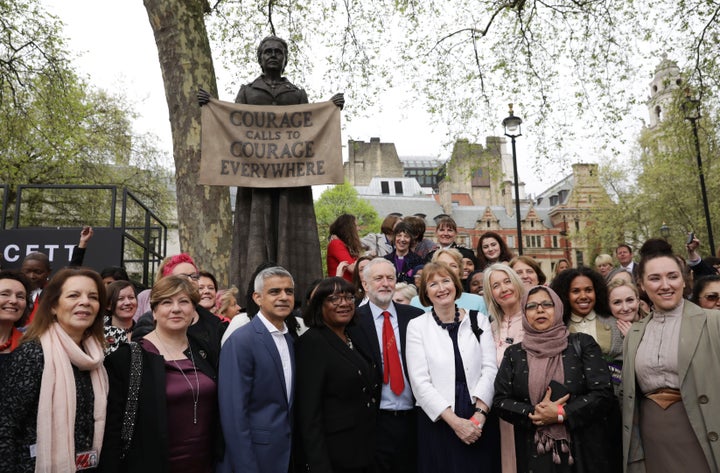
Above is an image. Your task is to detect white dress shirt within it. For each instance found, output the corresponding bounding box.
[257,312,293,402]
[368,302,415,411]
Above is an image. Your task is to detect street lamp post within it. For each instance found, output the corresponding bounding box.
[503,104,523,255]
[682,91,716,256]
[660,222,670,241]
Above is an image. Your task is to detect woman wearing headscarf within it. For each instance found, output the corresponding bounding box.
[493,285,616,473]
[0,268,108,472]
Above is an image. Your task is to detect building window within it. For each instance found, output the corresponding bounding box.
[394,181,403,195]
[553,235,558,248]
[506,235,514,248]
[380,181,389,194]
[525,235,543,248]
[575,250,584,267]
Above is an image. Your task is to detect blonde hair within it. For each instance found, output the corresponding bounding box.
[394,282,418,302]
[431,248,463,273]
[217,286,240,318]
[482,264,525,336]
[595,253,613,267]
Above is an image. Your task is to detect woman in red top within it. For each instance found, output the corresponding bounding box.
[326,214,362,283]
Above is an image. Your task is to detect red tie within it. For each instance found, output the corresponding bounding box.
[382,311,404,395]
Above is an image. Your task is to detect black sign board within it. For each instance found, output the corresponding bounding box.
[0,228,123,274]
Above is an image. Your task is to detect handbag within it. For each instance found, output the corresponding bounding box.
[120,341,143,459]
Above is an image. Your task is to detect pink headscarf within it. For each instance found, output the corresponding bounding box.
[520,285,572,465]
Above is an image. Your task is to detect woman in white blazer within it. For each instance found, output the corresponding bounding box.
[406,261,500,473]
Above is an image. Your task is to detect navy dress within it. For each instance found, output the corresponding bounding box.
[417,316,501,473]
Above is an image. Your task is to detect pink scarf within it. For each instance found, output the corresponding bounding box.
[37,323,108,472]
[520,286,572,464]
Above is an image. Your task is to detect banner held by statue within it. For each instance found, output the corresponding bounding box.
[199,98,343,188]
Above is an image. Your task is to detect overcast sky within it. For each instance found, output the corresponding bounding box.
[42,0,573,196]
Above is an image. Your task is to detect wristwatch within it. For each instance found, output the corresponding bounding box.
[474,406,489,417]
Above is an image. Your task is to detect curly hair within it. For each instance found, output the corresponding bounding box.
[549,265,610,324]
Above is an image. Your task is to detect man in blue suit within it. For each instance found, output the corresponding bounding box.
[218,266,296,473]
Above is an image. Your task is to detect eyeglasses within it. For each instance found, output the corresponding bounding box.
[325,294,355,306]
[525,301,555,312]
[178,273,201,281]
[701,292,719,302]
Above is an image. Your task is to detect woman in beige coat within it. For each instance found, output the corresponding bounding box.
[622,240,720,473]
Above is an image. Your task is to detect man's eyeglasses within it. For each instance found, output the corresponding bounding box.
[178,273,201,281]
[525,301,555,312]
[701,292,719,303]
[325,294,354,306]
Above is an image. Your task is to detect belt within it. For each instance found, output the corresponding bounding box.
[645,388,682,410]
[379,409,414,417]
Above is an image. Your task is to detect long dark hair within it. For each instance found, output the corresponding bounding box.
[23,268,107,346]
[549,266,610,324]
[476,231,513,269]
[329,214,362,257]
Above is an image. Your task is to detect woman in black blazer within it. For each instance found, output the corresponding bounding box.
[295,277,377,473]
[99,276,222,473]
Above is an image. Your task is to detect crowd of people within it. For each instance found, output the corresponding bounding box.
[0,215,719,473]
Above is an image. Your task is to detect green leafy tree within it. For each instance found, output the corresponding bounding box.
[1,0,175,261]
[314,181,380,274]
[590,87,719,256]
[140,0,720,283]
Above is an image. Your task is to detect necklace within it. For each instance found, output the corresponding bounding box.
[154,333,201,425]
[0,334,12,352]
[431,305,460,329]
[344,330,354,350]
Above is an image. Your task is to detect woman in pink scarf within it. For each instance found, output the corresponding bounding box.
[0,268,108,473]
[493,285,616,473]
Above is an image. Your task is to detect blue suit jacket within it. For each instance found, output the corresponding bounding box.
[217,315,295,473]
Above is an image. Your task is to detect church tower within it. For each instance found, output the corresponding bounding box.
[647,55,683,128]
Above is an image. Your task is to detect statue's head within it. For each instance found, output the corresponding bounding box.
[257,35,289,73]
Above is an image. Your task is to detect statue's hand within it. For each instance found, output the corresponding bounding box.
[331,93,345,110]
[198,88,212,106]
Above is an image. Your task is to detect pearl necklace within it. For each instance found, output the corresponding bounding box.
[154,333,201,425]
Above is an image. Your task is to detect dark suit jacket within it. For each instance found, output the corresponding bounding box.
[294,326,377,472]
[99,339,220,473]
[349,301,425,389]
[217,315,295,473]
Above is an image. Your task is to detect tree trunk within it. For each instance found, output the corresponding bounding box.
[143,0,232,285]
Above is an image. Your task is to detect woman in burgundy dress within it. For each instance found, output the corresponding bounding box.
[99,276,221,473]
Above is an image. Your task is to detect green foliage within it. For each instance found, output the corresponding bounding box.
[590,87,719,257]
[0,0,175,228]
[314,181,380,271]
[202,0,720,179]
